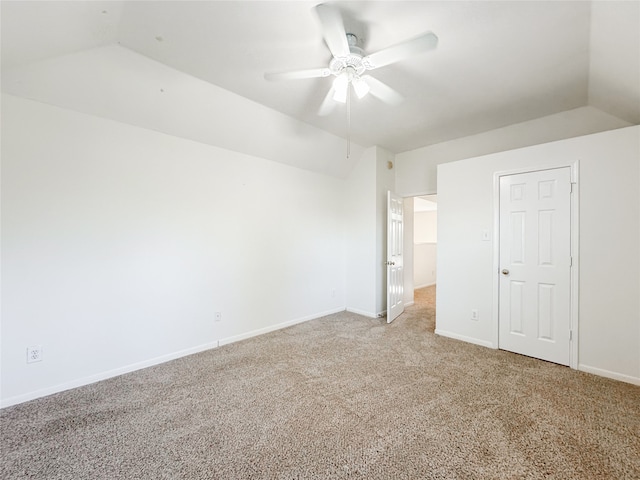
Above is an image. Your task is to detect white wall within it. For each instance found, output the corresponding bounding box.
[395,106,632,196]
[414,211,437,243]
[345,146,395,318]
[588,0,640,124]
[1,94,348,406]
[436,126,640,385]
[414,244,437,289]
[345,147,377,317]
[414,211,437,288]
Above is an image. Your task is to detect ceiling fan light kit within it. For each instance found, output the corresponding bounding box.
[332,73,349,102]
[328,33,369,102]
[352,77,370,99]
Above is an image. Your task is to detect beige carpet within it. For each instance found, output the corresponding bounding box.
[2,285,639,479]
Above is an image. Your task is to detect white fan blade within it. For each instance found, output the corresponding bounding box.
[318,87,337,116]
[314,4,350,58]
[362,75,404,105]
[264,68,331,81]
[363,32,438,70]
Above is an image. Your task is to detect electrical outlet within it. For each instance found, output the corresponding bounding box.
[331,289,336,298]
[471,310,479,321]
[214,312,222,322]
[27,345,43,363]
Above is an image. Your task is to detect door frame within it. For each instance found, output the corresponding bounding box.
[491,161,580,369]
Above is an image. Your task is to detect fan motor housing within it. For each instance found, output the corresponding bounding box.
[329,34,366,77]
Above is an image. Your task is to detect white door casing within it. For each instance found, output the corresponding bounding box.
[387,191,404,323]
[498,167,572,365]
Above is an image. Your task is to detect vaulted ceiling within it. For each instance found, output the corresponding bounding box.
[2,1,639,156]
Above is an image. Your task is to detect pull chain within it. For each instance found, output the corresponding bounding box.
[346,84,351,159]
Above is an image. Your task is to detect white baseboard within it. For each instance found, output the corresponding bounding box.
[218,307,346,347]
[2,307,350,408]
[415,282,436,289]
[345,307,378,318]
[578,364,640,386]
[434,329,496,349]
[404,301,415,307]
[1,341,220,408]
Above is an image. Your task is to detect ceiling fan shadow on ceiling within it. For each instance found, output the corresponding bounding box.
[264,3,438,117]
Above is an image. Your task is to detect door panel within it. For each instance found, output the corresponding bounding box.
[537,283,554,340]
[499,167,571,365]
[509,281,525,335]
[510,211,525,264]
[387,191,404,323]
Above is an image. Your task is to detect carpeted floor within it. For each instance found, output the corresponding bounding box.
[2,285,639,479]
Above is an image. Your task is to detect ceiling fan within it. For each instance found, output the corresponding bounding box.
[265,3,438,116]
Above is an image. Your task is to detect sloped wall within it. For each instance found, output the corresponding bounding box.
[395,106,632,197]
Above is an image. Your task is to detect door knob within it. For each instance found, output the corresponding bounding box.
[502,269,510,275]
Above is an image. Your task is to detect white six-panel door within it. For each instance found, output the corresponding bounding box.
[387,191,404,323]
[499,168,572,365]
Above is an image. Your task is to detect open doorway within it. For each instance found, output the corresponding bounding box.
[410,195,437,330]
[413,195,437,289]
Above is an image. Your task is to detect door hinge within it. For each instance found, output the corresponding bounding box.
[569,256,573,267]
[569,330,573,341]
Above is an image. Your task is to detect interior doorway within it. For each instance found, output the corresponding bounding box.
[401,194,438,332]
[413,195,437,289]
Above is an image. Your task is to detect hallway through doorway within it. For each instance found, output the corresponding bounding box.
[405,285,436,333]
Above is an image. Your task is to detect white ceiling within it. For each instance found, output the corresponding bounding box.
[2,1,639,155]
